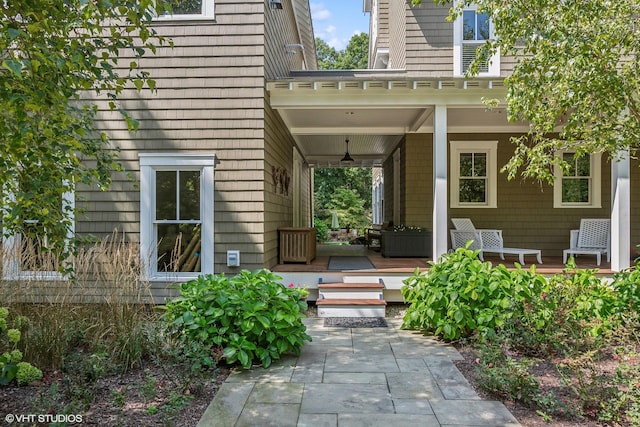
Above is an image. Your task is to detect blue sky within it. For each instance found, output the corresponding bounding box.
[310,1,370,51]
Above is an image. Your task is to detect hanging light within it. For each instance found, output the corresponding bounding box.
[341,138,354,162]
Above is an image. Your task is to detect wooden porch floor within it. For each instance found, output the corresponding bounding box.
[272,244,615,275]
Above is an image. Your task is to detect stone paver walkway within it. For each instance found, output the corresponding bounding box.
[197,318,521,427]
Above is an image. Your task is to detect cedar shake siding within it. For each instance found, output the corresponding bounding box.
[388,0,406,69]
[77,0,311,279]
[405,2,453,77]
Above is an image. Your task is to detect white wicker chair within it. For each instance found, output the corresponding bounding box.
[562,219,610,266]
[450,218,542,265]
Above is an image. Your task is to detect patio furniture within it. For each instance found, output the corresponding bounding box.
[562,219,610,266]
[279,227,317,264]
[365,222,389,249]
[450,218,542,265]
[381,229,431,257]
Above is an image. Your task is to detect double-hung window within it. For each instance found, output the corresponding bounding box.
[554,151,601,208]
[450,141,498,208]
[139,154,216,280]
[155,0,215,20]
[453,3,499,76]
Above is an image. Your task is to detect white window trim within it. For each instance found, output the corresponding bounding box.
[153,0,215,21]
[2,185,75,281]
[450,140,498,208]
[553,151,602,208]
[139,153,216,281]
[452,2,500,77]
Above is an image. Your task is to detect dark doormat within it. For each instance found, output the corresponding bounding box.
[327,256,375,270]
[324,317,388,328]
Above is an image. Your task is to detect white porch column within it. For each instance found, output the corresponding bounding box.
[433,105,448,261]
[611,152,630,271]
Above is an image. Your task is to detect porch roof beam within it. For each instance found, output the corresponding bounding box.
[267,78,507,109]
[268,92,506,109]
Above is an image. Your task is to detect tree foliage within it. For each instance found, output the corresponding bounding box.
[0,0,171,258]
[417,0,640,181]
[339,32,369,70]
[315,38,341,70]
[314,168,372,233]
[315,33,369,70]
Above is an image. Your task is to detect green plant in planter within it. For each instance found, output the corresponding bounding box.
[161,269,311,369]
[391,224,425,232]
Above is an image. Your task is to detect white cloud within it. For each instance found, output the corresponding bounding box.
[310,2,331,21]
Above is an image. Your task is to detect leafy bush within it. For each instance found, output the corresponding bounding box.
[506,265,619,356]
[161,269,311,369]
[0,307,42,386]
[611,263,640,315]
[401,247,541,340]
[473,342,540,406]
[314,219,328,242]
[15,361,43,386]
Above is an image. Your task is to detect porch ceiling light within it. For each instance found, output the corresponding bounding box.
[341,139,354,163]
[270,0,283,9]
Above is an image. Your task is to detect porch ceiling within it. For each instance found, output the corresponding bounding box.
[267,72,529,168]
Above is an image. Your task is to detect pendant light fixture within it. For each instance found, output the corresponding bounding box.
[341,138,354,162]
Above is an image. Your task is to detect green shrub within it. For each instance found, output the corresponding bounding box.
[161,269,311,369]
[314,219,328,242]
[473,342,540,406]
[401,247,541,340]
[611,263,640,315]
[506,265,619,356]
[15,361,43,385]
[0,307,42,385]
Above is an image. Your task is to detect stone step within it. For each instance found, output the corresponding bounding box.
[316,298,387,318]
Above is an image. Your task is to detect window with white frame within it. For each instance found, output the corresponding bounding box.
[453,3,499,76]
[154,0,214,20]
[139,154,216,280]
[554,151,601,208]
[2,184,75,280]
[450,141,498,208]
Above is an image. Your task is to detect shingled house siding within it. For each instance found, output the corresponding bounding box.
[80,0,270,277]
[405,2,452,77]
[388,0,406,69]
[403,134,433,229]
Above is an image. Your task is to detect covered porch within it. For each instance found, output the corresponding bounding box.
[267,70,633,277]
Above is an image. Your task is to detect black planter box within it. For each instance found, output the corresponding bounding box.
[381,230,432,257]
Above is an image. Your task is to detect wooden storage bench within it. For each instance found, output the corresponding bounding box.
[279,227,317,264]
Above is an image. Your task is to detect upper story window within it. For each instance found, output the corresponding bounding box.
[450,141,498,208]
[554,151,601,208]
[453,4,499,76]
[155,0,215,20]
